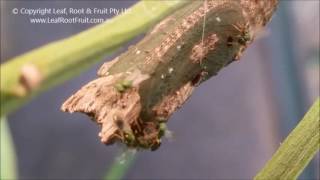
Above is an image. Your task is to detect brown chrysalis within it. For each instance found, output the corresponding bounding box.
[61,0,278,150]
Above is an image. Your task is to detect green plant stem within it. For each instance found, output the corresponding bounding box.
[0,117,18,180]
[0,0,188,117]
[255,97,320,180]
[104,150,136,180]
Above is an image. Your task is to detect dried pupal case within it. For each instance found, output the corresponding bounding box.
[61,0,278,150]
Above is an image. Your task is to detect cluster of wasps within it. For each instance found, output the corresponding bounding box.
[227,22,252,61]
[118,119,168,151]
[112,80,168,151]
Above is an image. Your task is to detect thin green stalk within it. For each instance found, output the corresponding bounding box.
[0,117,18,180]
[255,97,320,180]
[0,0,188,117]
[104,150,136,180]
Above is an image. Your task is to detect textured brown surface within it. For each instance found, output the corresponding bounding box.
[62,0,278,150]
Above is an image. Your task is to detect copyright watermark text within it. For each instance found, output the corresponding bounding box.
[11,7,131,24]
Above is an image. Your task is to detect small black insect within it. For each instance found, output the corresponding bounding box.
[232,22,251,46]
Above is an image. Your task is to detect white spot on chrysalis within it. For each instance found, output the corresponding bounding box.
[168,67,174,74]
[216,17,221,22]
[161,74,165,79]
[176,45,182,50]
[136,50,141,55]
